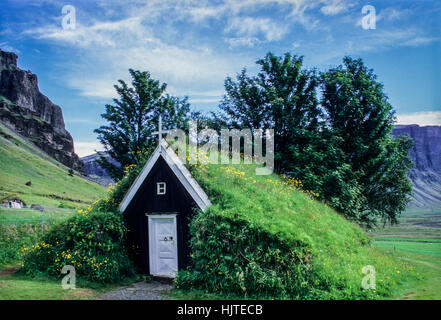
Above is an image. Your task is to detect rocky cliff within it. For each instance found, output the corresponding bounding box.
[392,125,441,210]
[81,153,119,186]
[0,49,83,171]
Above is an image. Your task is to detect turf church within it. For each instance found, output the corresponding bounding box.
[119,120,210,277]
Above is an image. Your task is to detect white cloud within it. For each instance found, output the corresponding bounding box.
[377,7,411,22]
[24,16,152,48]
[397,111,441,126]
[320,0,352,16]
[189,97,222,104]
[66,118,97,124]
[0,42,19,53]
[224,37,262,48]
[24,11,242,100]
[334,27,439,59]
[402,36,439,47]
[19,0,438,102]
[226,17,288,42]
[74,141,104,157]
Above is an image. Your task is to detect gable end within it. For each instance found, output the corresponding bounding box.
[119,140,211,213]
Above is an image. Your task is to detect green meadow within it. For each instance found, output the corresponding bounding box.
[374,240,441,258]
[0,269,99,300]
[0,122,106,208]
[0,121,108,298]
[372,209,441,299]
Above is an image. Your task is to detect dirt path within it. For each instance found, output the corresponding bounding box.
[96,281,173,300]
[0,266,19,277]
[401,257,441,271]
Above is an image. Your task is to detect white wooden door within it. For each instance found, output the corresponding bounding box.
[147,214,178,277]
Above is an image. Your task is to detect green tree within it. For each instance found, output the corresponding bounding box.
[219,53,413,226]
[220,52,321,173]
[289,129,365,221]
[95,69,191,181]
[320,57,413,225]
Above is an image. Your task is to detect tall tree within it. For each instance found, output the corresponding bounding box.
[95,69,191,181]
[220,52,321,173]
[320,57,413,225]
[219,53,413,226]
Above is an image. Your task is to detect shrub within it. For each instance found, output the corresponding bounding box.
[0,224,40,266]
[21,211,135,284]
[177,207,314,299]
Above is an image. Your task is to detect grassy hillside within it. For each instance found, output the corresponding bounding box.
[0,122,106,208]
[176,162,415,299]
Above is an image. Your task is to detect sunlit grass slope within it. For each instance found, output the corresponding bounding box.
[0,122,106,208]
[179,162,416,299]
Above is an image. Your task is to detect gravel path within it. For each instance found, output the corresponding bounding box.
[96,280,173,300]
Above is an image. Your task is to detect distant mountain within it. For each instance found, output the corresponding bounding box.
[392,125,441,210]
[81,153,119,186]
[0,49,83,171]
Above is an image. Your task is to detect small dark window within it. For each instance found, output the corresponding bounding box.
[157,182,166,195]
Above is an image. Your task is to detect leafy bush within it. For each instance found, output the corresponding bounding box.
[17,160,146,284]
[21,211,135,283]
[0,224,40,266]
[177,207,314,299]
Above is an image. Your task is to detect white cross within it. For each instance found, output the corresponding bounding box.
[152,115,169,143]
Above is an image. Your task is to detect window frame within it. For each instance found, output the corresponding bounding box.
[157,182,166,195]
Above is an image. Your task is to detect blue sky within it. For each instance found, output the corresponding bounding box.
[1,0,440,156]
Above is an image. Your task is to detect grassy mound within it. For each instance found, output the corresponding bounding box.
[0,122,106,208]
[176,163,414,299]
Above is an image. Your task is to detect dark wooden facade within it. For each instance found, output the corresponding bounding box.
[123,156,199,273]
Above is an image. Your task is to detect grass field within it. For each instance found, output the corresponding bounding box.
[384,250,441,300]
[0,268,100,300]
[0,122,106,208]
[0,207,75,226]
[0,207,77,267]
[373,209,441,299]
[374,240,441,258]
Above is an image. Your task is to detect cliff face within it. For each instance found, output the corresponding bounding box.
[0,49,83,171]
[392,125,441,210]
[81,153,119,186]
